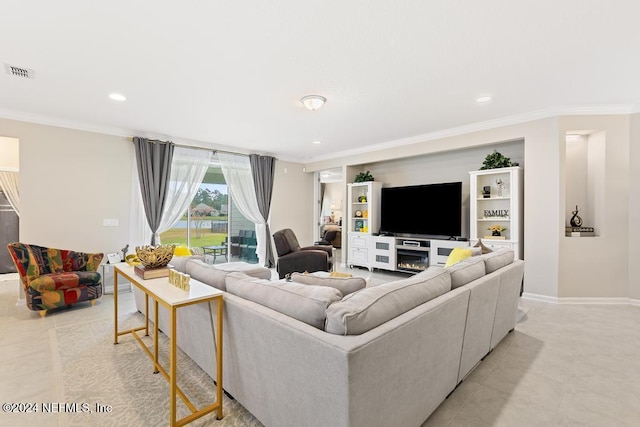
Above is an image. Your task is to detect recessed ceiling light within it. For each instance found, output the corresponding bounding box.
[312,140,322,145]
[301,95,326,111]
[109,93,126,101]
[476,95,492,103]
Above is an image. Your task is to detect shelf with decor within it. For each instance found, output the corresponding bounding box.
[347,181,383,270]
[469,166,523,259]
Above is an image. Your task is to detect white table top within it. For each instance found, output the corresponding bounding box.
[114,263,223,307]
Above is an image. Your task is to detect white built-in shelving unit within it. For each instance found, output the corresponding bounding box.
[347,182,382,270]
[469,167,523,259]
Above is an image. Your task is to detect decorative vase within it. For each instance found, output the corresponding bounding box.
[570,205,583,227]
[492,230,501,236]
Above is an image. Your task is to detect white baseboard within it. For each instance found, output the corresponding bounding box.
[522,293,640,306]
[521,293,557,303]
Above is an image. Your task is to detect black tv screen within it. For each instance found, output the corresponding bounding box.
[380,182,462,238]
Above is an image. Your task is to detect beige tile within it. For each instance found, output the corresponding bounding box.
[556,382,640,426]
[452,384,559,426]
[2,272,640,426]
[423,378,482,426]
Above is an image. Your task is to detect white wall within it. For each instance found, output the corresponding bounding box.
[269,160,315,248]
[559,116,630,298]
[0,136,19,170]
[0,118,133,254]
[322,182,343,222]
[565,135,589,225]
[629,113,640,300]
[587,131,606,234]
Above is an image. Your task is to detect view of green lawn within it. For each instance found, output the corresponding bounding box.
[160,216,229,248]
[160,229,227,247]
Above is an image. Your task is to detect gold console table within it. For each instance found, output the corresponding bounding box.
[113,263,224,426]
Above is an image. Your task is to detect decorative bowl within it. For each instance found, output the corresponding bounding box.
[135,244,175,269]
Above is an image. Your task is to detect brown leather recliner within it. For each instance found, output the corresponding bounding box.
[272,228,333,279]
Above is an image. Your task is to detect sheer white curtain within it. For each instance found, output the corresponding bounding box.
[130,147,212,250]
[157,147,212,238]
[217,152,266,264]
[0,170,20,216]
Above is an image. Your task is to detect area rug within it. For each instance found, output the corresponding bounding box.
[53,312,262,426]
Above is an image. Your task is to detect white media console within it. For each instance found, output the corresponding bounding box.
[346,181,469,273]
[349,234,469,273]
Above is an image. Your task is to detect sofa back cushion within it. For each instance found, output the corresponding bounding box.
[479,248,514,273]
[324,268,452,335]
[447,256,486,289]
[169,255,205,273]
[226,272,343,329]
[290,272,366,296]
[185,259,229,291]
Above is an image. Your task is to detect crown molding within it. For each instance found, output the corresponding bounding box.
[307,104,637,163]
[0,108,133,138]
[0,104,636,165]
[0,108,258,157]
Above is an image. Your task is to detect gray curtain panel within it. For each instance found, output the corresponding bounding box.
[249,154,276,268]
[133,137,175,245]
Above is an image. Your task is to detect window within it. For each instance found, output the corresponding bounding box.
[160,162,228,249]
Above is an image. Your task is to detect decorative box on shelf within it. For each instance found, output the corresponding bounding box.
[484,236,507,240]
[134,265,172,279]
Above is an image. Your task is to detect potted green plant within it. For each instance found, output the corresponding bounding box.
[480,150,519,170]
[354,171,374,182]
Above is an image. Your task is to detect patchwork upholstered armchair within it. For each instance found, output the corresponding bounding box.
[6,243,104,317]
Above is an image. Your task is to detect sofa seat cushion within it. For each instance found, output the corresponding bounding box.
[290,272,366,296]
[447,256,486,289]
[325,268,452,335]
[215,262,272,280]
[29,271,102,292]
[226,272,343,329]
[479,248,514,273]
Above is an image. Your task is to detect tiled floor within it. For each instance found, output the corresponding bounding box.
[1,268,640,426]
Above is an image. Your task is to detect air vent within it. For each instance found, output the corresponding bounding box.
[4,63,34,79]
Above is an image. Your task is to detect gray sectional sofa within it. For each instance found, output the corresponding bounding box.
[134,248,524,427]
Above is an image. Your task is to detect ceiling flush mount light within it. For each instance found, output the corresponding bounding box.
[476,95,493,104]
[312,140,322,145]
[109,93,126,101]
[301,95,326,111]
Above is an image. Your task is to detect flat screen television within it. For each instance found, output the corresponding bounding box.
[380,182,462,238]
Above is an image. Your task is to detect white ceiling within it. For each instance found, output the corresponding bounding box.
[1,1,639,163]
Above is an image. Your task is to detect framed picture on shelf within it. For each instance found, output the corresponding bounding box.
[355,220,364,231]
